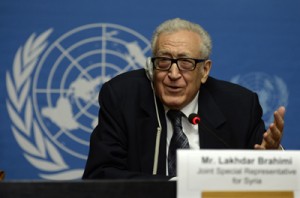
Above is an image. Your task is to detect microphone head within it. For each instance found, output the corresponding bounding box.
[188,113,201,125]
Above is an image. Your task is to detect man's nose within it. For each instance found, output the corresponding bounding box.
[168,63,181,78]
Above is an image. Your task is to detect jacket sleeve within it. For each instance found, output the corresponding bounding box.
[246,93,265,148]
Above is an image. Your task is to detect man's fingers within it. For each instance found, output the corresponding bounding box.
[269,123,281,142]
[277,106,286,118]
[264,125,282,149]
[254,144,264,149]
[274,110,285,132]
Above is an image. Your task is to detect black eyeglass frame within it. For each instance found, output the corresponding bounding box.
[151,57,207,71]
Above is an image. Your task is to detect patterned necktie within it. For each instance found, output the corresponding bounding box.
[167,109,190,177]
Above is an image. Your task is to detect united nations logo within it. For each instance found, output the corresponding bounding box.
[6,23,150,179]
[231,72,288,126]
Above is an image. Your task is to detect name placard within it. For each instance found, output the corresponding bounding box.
[177,150,300,198]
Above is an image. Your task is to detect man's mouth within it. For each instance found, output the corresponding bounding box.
[165,85,183,93]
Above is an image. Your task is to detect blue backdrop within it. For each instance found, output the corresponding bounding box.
[1,0,300,180]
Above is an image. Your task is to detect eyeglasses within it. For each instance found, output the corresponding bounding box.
[151,57,207,71]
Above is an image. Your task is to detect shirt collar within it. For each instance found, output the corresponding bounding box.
[181,92,199,117]
[164,92,199,117]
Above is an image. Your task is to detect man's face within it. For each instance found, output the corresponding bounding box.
[153,30,211,110]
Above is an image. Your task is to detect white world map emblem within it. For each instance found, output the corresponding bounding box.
[6,23,150,179]
[231,72,289,126]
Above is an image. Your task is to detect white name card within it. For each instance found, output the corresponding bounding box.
[177,150,300,198]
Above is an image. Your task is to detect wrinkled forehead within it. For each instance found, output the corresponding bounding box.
[154,30,202,57]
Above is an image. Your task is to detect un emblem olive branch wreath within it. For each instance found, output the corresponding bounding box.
[6,29,83,180]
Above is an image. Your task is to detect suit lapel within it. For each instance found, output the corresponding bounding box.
[198,85,227,148]
[138,90,167,175]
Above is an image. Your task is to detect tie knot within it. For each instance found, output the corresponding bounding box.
[167,110,184,127]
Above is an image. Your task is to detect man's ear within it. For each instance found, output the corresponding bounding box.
[201,59,212,83]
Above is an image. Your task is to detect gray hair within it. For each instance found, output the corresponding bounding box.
[151,18,212,58]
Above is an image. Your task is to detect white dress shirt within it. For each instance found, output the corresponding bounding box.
[165,92,200,175]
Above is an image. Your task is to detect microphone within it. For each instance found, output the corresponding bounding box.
[188,113,201,125]
[188,113,230,148]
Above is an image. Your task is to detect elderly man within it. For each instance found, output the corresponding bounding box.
[83,18,285,180]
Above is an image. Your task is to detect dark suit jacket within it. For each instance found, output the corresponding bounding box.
[82,69,265,180]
